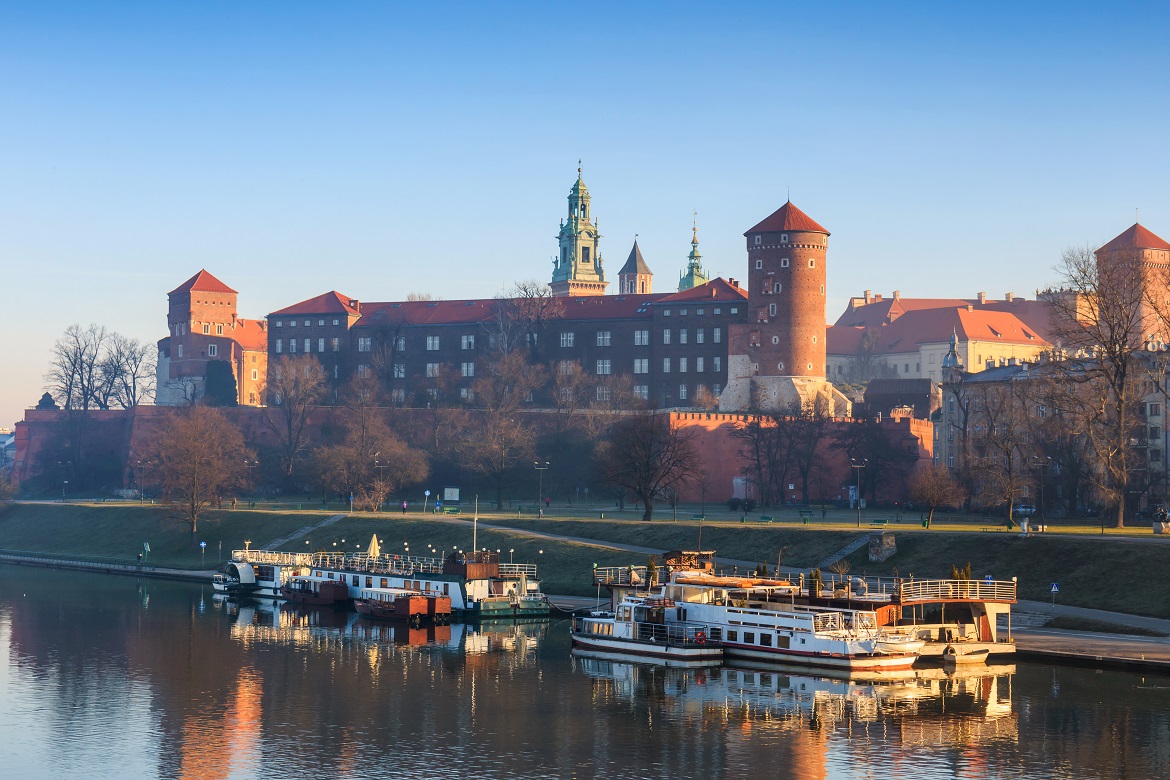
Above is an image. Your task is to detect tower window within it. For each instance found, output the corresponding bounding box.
[203,324,210,334]
[755,259,763,270]
[769,303,777,316]
[808,259,815,268]
[215,324,223,335]
[772,336,779,345]
[582,246,591,264]
[208,344,218,357]
[781,234,789,243]
[754,235,762,245]
[781,258,789,268]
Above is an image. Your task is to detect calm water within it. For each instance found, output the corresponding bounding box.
[2,565,1169,780]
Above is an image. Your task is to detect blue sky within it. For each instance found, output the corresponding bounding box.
[3,2,1169,427]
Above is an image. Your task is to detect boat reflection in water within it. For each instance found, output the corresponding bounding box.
[216,596,547,664]
[575,656,1017,745]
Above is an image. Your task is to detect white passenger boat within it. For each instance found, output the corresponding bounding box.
[570,596,723,668]
[660,572,922,672]
[224,547,551,619]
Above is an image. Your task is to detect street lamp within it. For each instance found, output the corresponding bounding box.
[136,460,150,503]
[851,458,867,528]
[62,479,68,502]
[510,548,515,564]
[534,461,550,516]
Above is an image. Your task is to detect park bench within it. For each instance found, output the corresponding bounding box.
[759,515,774,524]
[799,510,812,525]
[870,518,889,528]
[691,514,705,521]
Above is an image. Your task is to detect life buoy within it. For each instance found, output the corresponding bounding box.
[695,631,707,645]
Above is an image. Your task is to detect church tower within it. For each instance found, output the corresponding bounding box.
[550,165,608,297]
[618,239,653,294]
[678,216,710,292]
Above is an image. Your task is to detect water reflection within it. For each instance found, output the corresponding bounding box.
[2,564,1170,779]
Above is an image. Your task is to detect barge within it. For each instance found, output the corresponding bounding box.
[571,595,723,668]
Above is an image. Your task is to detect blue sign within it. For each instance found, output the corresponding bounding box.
[985,575,993,584]
[1050,582,1059,593]
[200,542,207,549]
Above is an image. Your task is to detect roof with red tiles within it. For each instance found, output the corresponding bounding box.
[745,201,829,235]
[270,291,361,317]
[656,277,749,303]
[1098,223,1170,253]
[233,319,268,352]
[354,292,671,329]
[827,307,1049,355]
[834,295,1057,342]
[169,269,237,296]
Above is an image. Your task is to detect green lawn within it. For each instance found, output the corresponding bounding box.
[7,502,1170,616]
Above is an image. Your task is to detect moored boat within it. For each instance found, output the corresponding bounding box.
[570,596,723,668]
[280,577,350,606]
[354,587,451,623]
[943,645,990,666]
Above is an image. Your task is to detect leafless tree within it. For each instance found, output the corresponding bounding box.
[595,413,700,521]
[1047,244,1149,527]
[967,377,1035,521]
[262,354,328,486]
[907,463,968,527]
[482,280,565,362]
[145,406,250,541]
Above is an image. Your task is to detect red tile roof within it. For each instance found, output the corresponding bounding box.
[355,293,669,329]
[657,278,749,303]
[828,307,1049,356]
[169,269,237,296]
[270,291,361,317]
[745,201,829,235]
[834,296,1057,342]
[1098,223,1170,253]
[233,319,268,352]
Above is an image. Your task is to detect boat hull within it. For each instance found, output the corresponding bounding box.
[719,643,919,672]
[570,633,723,666]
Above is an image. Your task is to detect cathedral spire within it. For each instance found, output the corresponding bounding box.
[551,163,607,297]
[678,211,710,292]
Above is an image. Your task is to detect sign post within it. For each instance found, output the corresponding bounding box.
[1050,581,1059,609]
[423,489,431,514]
[200,541,207,569]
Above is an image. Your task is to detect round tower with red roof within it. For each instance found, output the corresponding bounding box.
[743,201,829,379]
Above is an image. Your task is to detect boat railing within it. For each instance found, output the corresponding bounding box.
[897,579,1017,604]
[499,563,538,577]
[232,550,315,567]
[593,565,652,587]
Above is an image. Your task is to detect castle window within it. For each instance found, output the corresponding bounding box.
[663,309,670,316]
[696,357,705,373]
[781,258,789,268]
[426,363,440,378]
[820,285,825,295]
[596,359,611,375]
[713,383,722,396]
[394,363,406,378]
[596,385,613,402]
[318,319,325,326]
[807,363,813,370]
[730,307,738,314]
[776,362,783,371]
[772,336,779,345]
[812,336,817,344]
[696,329,704,344]
[679,357,688,373]
[663,330,671,345]
[203,324,210,334]
[781,234,789,243]
[290,320,296,327]
[357,364,369,378]
[634,385,649,400]
[634,359,648,374]
[754,235,762,245]
[680,309,687,316]
[274,340,281,354]
[769,303,777,317]
[462,362,475,377]
[396,336,406,351]
[582,246,591,264]
[177,344,184,358]
[808,259,815,268]
[663,358,671,373]
[462,335,476,350]
[560,332,575,348]
[275,320,282,327]
[216,324,223,335]
[426,336,440,351]
[755,259,763,270]
[318,338,325,352]
[304,339,310,353]
[596,331,611,347]
[697,309,704,315]
[289,339,297,353]
[775,283,782,294]
[679,329,688,345]
[558,360,574,375]
[332,338,340,352]
[714,357,721,372]
[634,329,649,346]
[304,320,310,327]
[679,384,688,401]
[714,327,721,344]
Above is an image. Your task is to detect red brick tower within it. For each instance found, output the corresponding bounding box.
[744,201,828,377]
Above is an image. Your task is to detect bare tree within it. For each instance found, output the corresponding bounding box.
[262,354,328,486]
[1047,244,1149,527]
[145,406,249,541]
[107,333,156,408]
[595,413,700,521]
[907,463,967,527]
[731,412,790,508]
[482,280,565,362]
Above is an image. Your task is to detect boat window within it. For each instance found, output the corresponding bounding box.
[352,575,359,586]
[327,572,334,579]
[760,673,772,686]
[759,634,772,647]
[744,632,755,644]
[381,578,388,588]
[709,627,723,641]
[365,577,373,587]
[443,584,449,595]
[727,630,738,642]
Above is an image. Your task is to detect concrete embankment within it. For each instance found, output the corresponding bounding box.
[0,552,211,582]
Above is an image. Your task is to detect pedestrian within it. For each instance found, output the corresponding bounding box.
[402,500,407,515]
[231,497,237,510]
[137,552,143,565]
[545,496,550,510]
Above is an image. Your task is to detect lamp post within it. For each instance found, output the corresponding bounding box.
[136,460,150,503]
[851,458,867,528]
[534,461,550,517]
[510,548,515,564]
[62,479,68,502]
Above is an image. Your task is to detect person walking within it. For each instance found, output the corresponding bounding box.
[401,500,408,515]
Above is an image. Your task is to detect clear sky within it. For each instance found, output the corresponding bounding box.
[3,1,1169,427]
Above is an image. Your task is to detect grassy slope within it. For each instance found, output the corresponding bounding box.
[6,504,1170,616]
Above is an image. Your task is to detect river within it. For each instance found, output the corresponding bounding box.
[1,564,1168,779]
